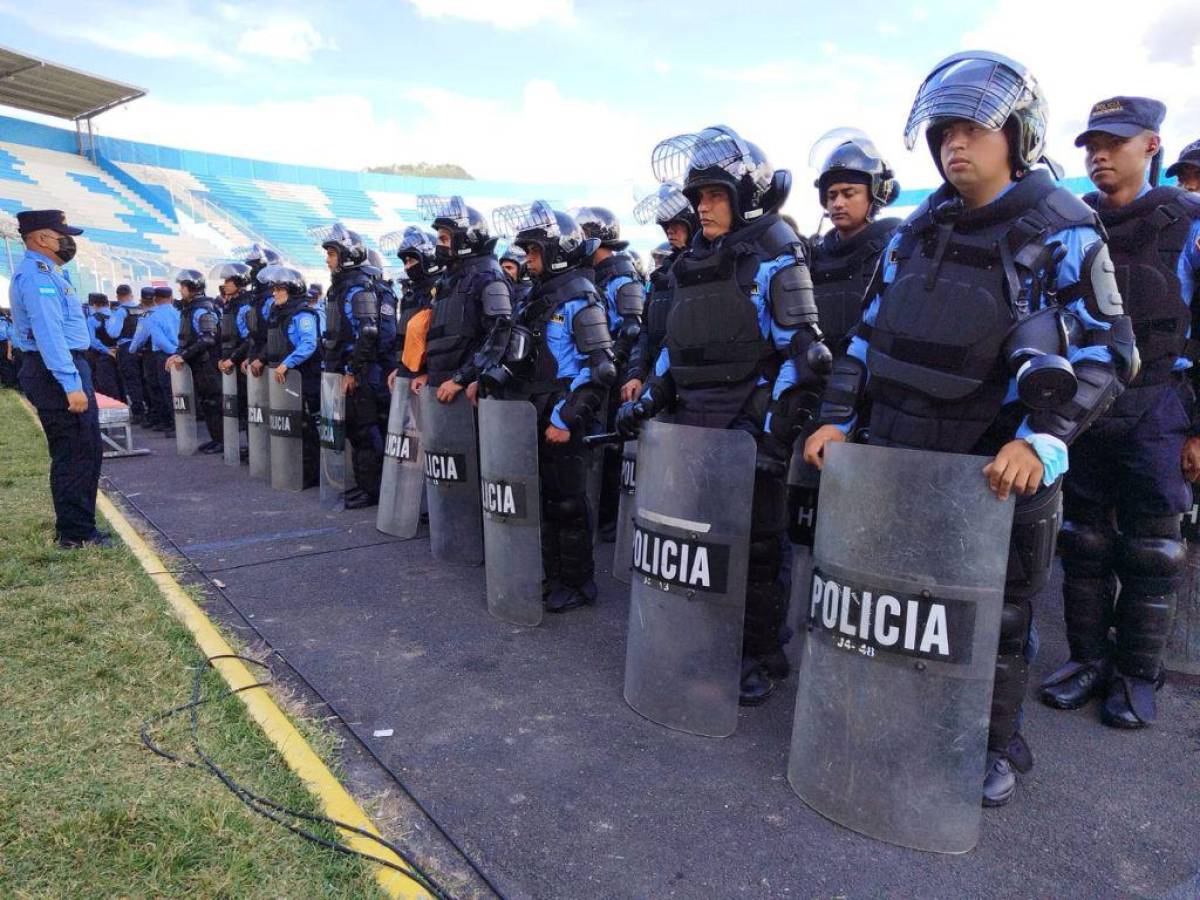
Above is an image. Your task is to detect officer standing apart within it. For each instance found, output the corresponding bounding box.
[1041,98,1200,729]
[165,269,223,454]
[318,224,384,508]
[105,284,146,422]
[618,126,831,704]
[1166,140,1200,194]
[804,53,1136,806]
[485,201,616,611]
[8,210,108,548]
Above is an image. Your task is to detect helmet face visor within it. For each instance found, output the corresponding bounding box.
[492,200,560,240]
[652,125,764,187]
[417,195,469,228]
[904,54,1031,151]
[209,262,251,283]
[633,182,693,226]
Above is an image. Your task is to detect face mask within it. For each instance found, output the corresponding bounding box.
[434,244,453,262]
[55,234,77,263]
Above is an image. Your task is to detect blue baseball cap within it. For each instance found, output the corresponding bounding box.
[1075,96,1166,146]
[1166,139,1200,179]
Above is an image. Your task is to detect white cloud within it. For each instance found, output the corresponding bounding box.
[405,0,577,31]
[0,1,333,70]
[653,58,671,74]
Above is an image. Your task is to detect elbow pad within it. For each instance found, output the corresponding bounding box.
[818,355,866,426]
[588,349,617,388]
[770,262,819,328]
[1026,361,1123,446]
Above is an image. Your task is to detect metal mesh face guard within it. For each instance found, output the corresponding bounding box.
[416,195,470,228]
[380,225,436,257]
[237,243,280,266]
[492,200,560,241]
[308,222,362,251]
[650,125,771,195]
[904,52,1035,151]
[633,182,693,226]
[256,264,306,293]
[209,262,252,284]
[174,268,205,288]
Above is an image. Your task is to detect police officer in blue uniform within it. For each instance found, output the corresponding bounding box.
[804,53,1137,806]
[577,207,645,542]
[241,244,282,379]
[318,223,385,508]
[105,284,145,422]
[131,286,180,434]
[484,201,616,611]
[261,264,322,487]
[618,126,830,704]
[85,291,122,398]
[0,305,16,388]
[1041,97,1200,729]
[624,183,698,402]
[365,248,400,431]
[165,269,223,454]
[8,210,108,548]
[1166,139,1200,194]
[411,196,512,406]
[213,262,255,457]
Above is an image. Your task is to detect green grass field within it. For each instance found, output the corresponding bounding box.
[0,388,386,898]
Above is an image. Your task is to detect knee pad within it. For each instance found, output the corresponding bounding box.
[998,598,1032,657]
[543,495,585,524]
[1116,531,1186,594]
[1059,518,1117,577]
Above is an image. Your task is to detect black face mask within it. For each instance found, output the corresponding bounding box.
[55,234,77,263]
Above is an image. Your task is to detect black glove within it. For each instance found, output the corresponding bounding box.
[616,398,654,439]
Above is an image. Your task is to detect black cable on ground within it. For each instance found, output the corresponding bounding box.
[104,477,509,900]
[141,653,453,899]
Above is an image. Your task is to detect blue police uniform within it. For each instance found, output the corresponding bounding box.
[131,299,180,431]
[106,295,146,416]
[9,213,105,546]
[0,312,17,387]
[85,302,122,398]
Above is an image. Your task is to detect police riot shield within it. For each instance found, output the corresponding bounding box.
[268,370,304,492]
[169,364,198,456]
[787,442,1015,854]
[611,440,637,584]
[420,390,483,565]
[246,369,271,479]
[623,420,757,738]
[376,378,424,539]
[1168,491,1200,674]
[785,435,820,668]
[587,444,603,546]
[479,397,543,626]
[221,370,240,467]
[319,372,348,510]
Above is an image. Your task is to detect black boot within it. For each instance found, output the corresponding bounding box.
[1101,671,1162,729]
[1039,657,1111,710]
[344,491,378,510]
[545,579,597,613]
[738,658,775,706]
[983,732,1033,808]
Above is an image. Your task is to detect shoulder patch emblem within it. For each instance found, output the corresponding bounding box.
[550,313,565,324]
[36,261,50,273]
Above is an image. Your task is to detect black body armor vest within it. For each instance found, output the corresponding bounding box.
[425,255,505,376]
[809,218,899,348]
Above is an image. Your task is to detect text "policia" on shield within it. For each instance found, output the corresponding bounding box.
[809,569,976,664]
[632,522,730,593]
[423,451,467,483]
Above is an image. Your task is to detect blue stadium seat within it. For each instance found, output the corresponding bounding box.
[0,147,35,184]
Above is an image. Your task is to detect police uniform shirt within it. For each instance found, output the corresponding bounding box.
[106,301,141,346]
[8,249,89,393]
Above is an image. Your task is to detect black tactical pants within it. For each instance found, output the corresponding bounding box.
[188,354,223,443]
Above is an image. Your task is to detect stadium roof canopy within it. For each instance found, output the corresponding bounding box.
[0,45,145,120]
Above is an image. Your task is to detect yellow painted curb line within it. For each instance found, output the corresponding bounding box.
[19,396,429,900]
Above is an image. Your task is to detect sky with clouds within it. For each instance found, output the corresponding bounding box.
[1,0,1198,213]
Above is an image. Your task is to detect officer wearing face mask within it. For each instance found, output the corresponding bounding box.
[8,209,108,548]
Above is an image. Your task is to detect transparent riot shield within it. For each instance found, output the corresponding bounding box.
[420,390,483,565]
[587,445,603,547]
[1167,495,1200,674]
[611,440,637,585]
[319,372,348,510]
[785,434,820,669]
[623,420,757,738]
[169,364,198,456]
[787,442,1015,854]
[479,397,543,626]
[376,378,424,539]
[268,370,304,492]
[246,369,271,479]
[221,370,240,466]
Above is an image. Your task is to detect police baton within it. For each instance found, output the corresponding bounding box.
[583,432,624,447]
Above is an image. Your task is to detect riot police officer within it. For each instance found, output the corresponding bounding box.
[485,201,616,611]
[499,244,532,307]
[165,269,223,454]
[1166,139,1200,193]
[261,264,321,487]
[105,284,146,422]
[382,226,442,387]
[624,183,698,402]
[803,53,1136,806]
[1041,97,1200,729]
[317,223,384,508]
[85,292,122,398]
[577,207,646,541]
[617,125,830,705]
[365,248,400,428]
[411,196,512,405]
[213,262,254,447]
[241,244,281,375]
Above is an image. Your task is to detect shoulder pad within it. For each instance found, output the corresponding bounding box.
[757,216,804,259]
[198,312,219,333]
[1174,190,1200,219]
[480,279,513,317]
[615,279,645,317]
[1038,187,1099,231]
[769,262,819,328]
